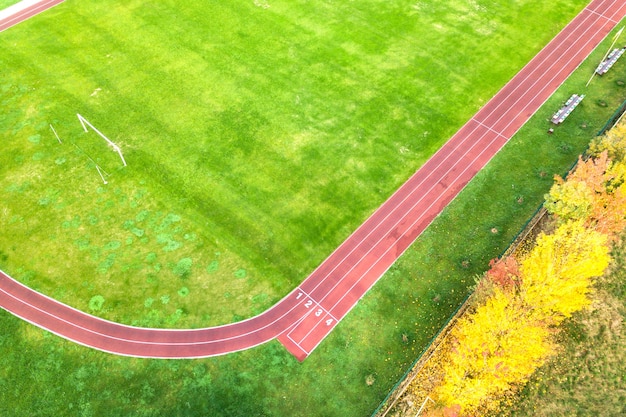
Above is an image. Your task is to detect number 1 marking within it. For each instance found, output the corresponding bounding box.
[296,292,303,300]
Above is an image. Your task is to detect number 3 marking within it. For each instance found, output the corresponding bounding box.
[315,309,323,317]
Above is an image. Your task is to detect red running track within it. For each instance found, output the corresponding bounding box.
[0,0,64,32]
[1,0,625,360]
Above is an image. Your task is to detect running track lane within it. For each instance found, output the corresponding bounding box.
[0,0,64,32]
[277,0,626,360]
[0,0,625,360]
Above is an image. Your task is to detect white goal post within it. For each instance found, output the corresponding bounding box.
[77,113,127,166]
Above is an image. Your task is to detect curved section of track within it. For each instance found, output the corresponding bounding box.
[1,0,625,360]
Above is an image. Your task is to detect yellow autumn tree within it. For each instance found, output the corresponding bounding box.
[520,220,610,324]
[588,121,626,161]
[413,124,626,417]
[433,287,554,415]
[545,151,626,239]
[431,222,609,416]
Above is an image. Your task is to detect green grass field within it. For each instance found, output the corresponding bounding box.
[2,1,624,416]
[0,0,587,327]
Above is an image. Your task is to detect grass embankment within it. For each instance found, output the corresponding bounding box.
[505,239,626,417]
[1,1,623,416]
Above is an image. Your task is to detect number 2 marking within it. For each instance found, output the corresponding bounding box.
[304,300,313,308]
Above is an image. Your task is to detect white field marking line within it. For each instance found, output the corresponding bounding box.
[586,3,620,24]
[288,309,338,351]
[287,324,316,354]
[285,321,311,353]
[0,283,305,351]
[294,287,339,322]
[302,132,507,356]
[286,322,307,348]
[0,0,61,26]
[284,292,338,350]
[287,337,310,355]
[472,118,507,139]
[0,270,306,343]
[302,3,602,299]
[49,124,61,144]
[319,9,624,319]
[285,337,309,355]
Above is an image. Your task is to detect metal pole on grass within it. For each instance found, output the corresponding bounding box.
[95,165,108,184]
[50,124,62,144]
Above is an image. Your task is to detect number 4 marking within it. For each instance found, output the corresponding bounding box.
[325,319,333,326]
